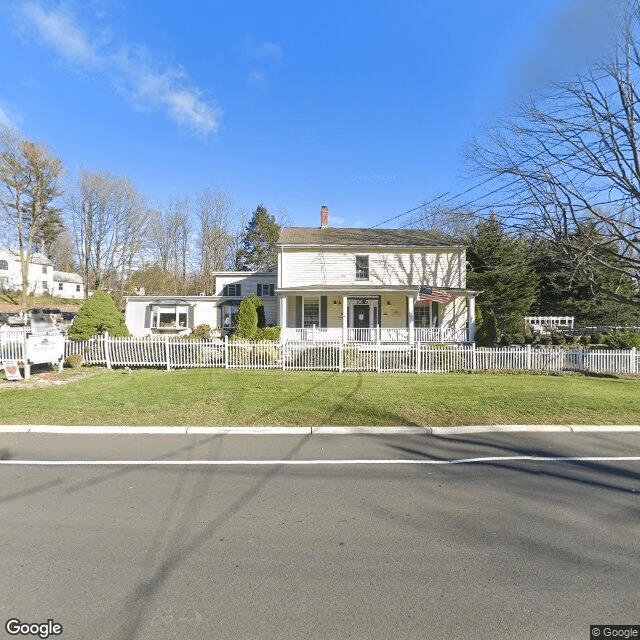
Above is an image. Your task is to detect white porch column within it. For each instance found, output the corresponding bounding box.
[342,295,348,344]
[407,295,415,344]
[467,294,476,344]
[279,296,287,334]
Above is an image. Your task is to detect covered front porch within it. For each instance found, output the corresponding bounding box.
[277,287,477,344]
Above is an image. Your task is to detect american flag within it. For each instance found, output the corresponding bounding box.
[417,285,452,304]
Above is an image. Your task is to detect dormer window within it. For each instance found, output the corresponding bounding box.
[257,283,275,296]
[222,283,241,296]
[355,255,369,280]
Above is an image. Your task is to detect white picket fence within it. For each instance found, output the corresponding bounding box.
[2,331,639,375]
[47,335,640,375]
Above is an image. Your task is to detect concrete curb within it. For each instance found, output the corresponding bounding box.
[1,424,640,435]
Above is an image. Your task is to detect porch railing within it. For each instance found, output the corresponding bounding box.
[281,326,469,343]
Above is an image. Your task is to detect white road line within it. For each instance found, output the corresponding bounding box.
[0,456,640,466]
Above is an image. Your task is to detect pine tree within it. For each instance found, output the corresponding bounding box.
[69,291,129,340]
[467,214,538,342]
[234,204,280,271]
[530,234,640,326]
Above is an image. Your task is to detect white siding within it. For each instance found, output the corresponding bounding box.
[0,249,55,294]
[280,248,465,288]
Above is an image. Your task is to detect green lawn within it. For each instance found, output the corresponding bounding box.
[1,368,639,426]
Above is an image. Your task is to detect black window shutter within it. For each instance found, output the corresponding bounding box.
[320,296,327,328]
[295,296,302,327]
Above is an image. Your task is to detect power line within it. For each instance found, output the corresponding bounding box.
[372,97,640,231]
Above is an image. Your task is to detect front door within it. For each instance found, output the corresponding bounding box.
[353,304,370,329]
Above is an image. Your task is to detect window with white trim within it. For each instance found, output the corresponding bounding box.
[0,260,8,270]
[355,255,369,280]
[257,283,275,296]
[303,297,320,328]
[58,282,64,291]
[150,305,189,329]
[222,303,240,328]
[414,301,439,328]
[222,283,241,296]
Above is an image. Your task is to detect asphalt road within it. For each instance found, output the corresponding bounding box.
[0,431,638,640]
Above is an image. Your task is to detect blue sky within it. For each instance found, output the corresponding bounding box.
[0,0,572,229]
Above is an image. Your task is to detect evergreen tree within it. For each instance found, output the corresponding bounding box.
[467,214,538,342]
[233,296,258,340]
[530,234,640,326]
[69,291,129,340]
[234,204,280,271]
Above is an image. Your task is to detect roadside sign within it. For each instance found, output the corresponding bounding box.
[3,361,22,380]
[26,334,65,365]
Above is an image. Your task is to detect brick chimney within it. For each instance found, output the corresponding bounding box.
[320,205,328,229]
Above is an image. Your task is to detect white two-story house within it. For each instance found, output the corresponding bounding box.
[276,207,478,343]
[124,206,478,343]
[0,249,54,294]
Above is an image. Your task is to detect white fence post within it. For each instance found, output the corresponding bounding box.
[526,344,532,371]
[104,332,112,369]
[164,334,171,371]
[415,342,420,374]
[224,335,229,369]
[630,347,637,375]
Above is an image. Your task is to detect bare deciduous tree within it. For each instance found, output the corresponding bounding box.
[195,188,236,293]
[68,170,149,300]
[408,203,477,241]
[0,125,64,306]
[468,0,640,306]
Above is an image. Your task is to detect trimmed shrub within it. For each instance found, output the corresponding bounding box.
[190,324,213,339]
[539,334,552,346]
[68,291,128,340]
[234,296,258,340]
[476,310,499,346]
[255,325,281,341]
[551,332,566,345]
[603,330,640,349]
[65,353,84,368]
[579,334,590,346]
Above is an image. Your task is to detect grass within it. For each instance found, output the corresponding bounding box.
[1,367,640,426]
[0,292,83,311]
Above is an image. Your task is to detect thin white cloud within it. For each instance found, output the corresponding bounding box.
[0,102,19,128]
[242,36,282,89]
[20,2,222,136]
[23,2,99,66]
[248,70,267,89]
[243,36,282,63]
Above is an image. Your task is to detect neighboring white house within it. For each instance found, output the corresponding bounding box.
[124,206,480,343]
[0,249,54,294]
[124,271,278,338]
[276,207,479,343]
[53,271,85,299]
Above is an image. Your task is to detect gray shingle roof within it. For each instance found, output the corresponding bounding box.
[53,271,83,283]
[277,227,461,247]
